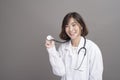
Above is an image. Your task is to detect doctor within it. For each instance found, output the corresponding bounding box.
[45,12,103,80]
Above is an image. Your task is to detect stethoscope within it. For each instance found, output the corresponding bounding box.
[46,35,87,71]
[74,37,86,71]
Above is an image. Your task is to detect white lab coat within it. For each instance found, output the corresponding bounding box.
[47,37,103,80]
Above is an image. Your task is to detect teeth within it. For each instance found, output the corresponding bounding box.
[70,32,75,35]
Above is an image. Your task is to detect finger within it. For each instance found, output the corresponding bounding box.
[45,40,50,47]
[45,40,55,48]
[45,40,53,48]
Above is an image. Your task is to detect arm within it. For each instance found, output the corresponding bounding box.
[89,44,104,80]
[45,39,65,76]
[47,46,65,76]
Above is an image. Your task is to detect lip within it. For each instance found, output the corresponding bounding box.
[69,32,76,37]
[69,31,76,35]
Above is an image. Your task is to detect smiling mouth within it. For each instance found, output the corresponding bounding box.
[69,32,76,37]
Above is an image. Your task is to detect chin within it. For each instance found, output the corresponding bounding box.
[70,36,77,40]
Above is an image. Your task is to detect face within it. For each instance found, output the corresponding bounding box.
[65,18,82,40]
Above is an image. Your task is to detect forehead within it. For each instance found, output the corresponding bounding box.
[67,17,78,24]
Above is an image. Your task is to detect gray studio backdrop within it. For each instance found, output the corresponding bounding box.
[0,0,120,80]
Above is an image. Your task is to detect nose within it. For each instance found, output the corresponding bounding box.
[69,26,73,31]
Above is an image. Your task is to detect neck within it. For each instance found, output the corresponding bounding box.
[71,36,81,47]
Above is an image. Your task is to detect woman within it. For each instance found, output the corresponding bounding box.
[45,12,103,80]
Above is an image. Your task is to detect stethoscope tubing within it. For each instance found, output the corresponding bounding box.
[74,37,87,71]
[52,39,67,43]
[48,36,87,71]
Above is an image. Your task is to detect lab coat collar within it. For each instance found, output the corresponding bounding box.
[64,36,85,52]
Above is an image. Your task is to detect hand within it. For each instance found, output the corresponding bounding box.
[45,40,55,48]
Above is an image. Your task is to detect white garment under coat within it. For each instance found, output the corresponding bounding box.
[47,37,103,80]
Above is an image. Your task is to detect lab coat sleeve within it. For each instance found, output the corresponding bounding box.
[89,44,104,80]
[47,46,65,76]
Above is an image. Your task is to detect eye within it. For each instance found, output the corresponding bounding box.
[65,25,69,28]
[72,23,76,27]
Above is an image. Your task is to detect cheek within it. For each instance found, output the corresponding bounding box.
[76,27,81,34]
[65,28,68,33]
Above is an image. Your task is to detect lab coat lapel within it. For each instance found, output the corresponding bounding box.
[77,36,85,53]
[64,40,72,56]
[64,36,85,55]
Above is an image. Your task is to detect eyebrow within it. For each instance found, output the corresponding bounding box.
[65,21,78,26]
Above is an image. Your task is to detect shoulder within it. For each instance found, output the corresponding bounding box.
[86,38,99,49]
[57,41,70,56]
[58,41,70,50]
[86,38,103,62]
[86,38,101,54]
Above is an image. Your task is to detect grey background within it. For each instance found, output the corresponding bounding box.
[0,0,120,80]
